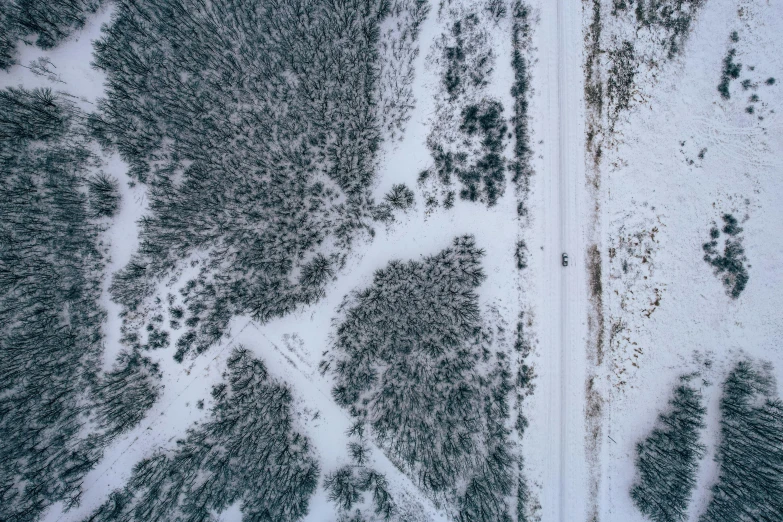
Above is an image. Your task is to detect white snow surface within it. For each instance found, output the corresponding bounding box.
[596,0,783,521]
[1,0,782,521]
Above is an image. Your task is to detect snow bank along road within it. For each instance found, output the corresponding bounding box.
[539,0,589,519]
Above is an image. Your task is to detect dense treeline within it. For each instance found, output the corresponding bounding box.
[700,360,783,521]
[86,347,320,522]
[0,87,122,521]
[629,360,783,522]
[510,1,533,213]
[630,375,706,522]
[323,236,516,519]
[0,0,104,69]
[92,0,421,363]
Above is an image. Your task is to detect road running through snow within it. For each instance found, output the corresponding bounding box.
[540,0,589,520]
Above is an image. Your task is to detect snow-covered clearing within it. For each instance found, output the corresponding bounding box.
[596,0,783,520]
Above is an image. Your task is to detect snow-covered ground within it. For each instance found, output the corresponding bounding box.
[596,0,783,520]
[3,0,782,520]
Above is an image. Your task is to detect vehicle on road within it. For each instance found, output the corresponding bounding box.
[562,253,568,266]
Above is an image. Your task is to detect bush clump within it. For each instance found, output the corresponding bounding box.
[510,1,534,203]
[424,98,508,207]
[384,183,415,210]
[702,214,749,298]
[718,48,742,99]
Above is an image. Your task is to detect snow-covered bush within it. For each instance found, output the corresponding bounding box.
[702,214,749,299]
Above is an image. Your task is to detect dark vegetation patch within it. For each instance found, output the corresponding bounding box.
[0,87,144,521]
[585,0,603,163]
[423,98,508,206]
[325,424,397,522]
[515,240,528,270]
[510,1,534,213]
[514,312,539,521]
[715,33,777,118]
[631,374,706,522]
[699,360,783,521]
[606,40,638,116]
[717,47,741,99]
[384,183,416,210]
[702,214,749,299]
[0,0,104,69]
[325,466,395,520]
[441,14,493,99]
[423,8,509,209]
[376,0,431,141]
[322,236,516,519]
[619,0,705,58]
[587,243,604,364]
[94,0,416,363]
[87,347,320,521]
[87,172,121,217]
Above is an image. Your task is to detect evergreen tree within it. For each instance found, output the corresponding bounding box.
[0,87,112,520]
[325,236,514,519]
[630,375,706,522]
[87,347,320,522]
[699,360,783,522]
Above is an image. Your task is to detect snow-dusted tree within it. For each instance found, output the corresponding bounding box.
[325,235,515,519]
[630,375,706,522]
[0,0,105,69]
[0,87,113,521]
[699,360,783,522]
[87,347,320,521]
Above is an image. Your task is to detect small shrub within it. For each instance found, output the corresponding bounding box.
[702,214,749,298]
[515,239,528,269]
[718,48,741,99]
[384,183,415,210]
[87,172,121,217]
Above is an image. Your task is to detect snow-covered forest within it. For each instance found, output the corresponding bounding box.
[1,0,782,521]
